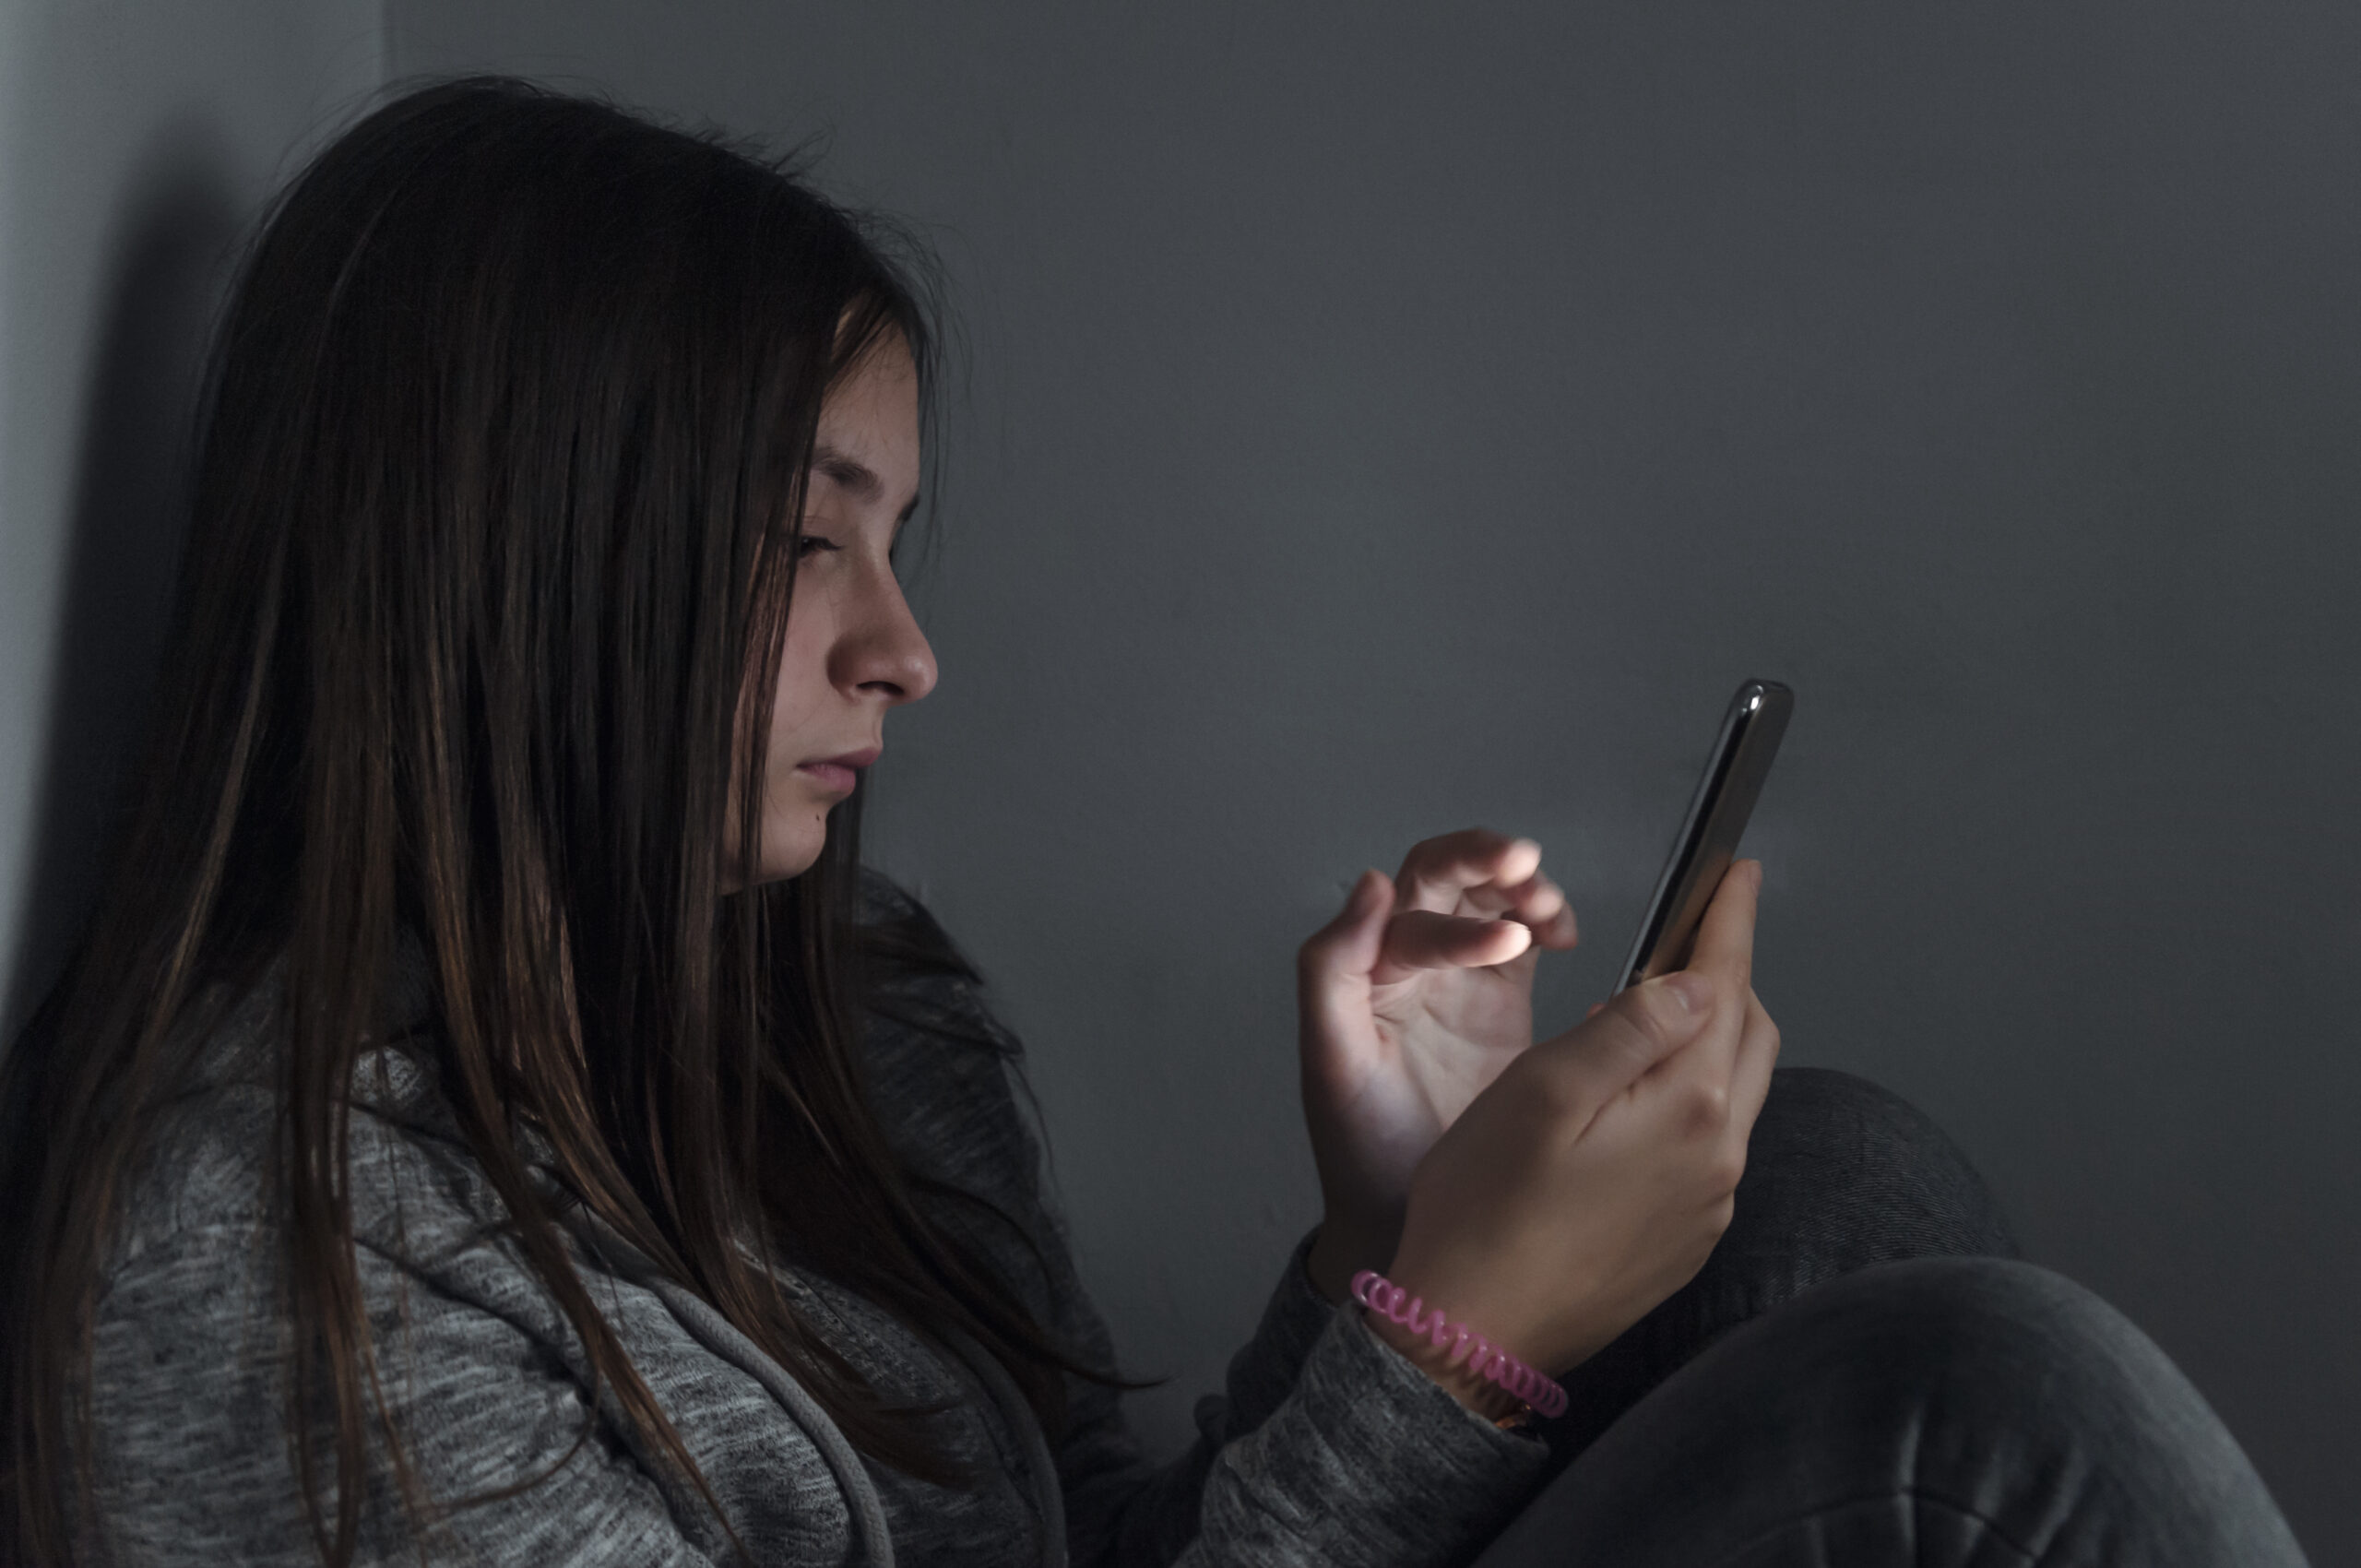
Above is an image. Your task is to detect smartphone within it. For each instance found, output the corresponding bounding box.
[1615,678,1794,993]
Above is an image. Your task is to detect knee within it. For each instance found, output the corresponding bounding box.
[1802,1259,2304,1562]
[1780,1256,2234,1467]
[1806,1254,2137,1378]
[1702,1256,2171,1455]
[1752,1066,1969,1167]
[1731,1256,2273,1491]
[1724,1067,2023,1270]
[1532,1258,2305,1567]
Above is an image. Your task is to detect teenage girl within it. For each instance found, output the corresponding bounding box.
[0,77,2308,1567]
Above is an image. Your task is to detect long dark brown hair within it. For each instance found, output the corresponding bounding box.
[0,76,1110,1566]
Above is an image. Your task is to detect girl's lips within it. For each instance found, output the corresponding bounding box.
[796,761,859,793]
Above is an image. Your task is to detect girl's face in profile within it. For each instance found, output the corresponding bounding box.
[724,332,937,891]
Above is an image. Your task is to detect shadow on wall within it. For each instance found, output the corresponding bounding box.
[5,121,243,1040]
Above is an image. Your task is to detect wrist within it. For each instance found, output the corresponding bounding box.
[1305,1216,1395,1306]
[1360,1302,1528,1422]
[1348,1267,1566,1426]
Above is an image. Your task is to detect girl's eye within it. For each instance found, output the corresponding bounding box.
[794,534,840,560]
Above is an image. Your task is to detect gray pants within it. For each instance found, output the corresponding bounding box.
[1469,1067,2311,1566]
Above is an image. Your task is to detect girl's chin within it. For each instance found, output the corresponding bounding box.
[718,836,827,894]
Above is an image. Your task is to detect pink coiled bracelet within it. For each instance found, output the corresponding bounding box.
[1349,1270,1569,1420]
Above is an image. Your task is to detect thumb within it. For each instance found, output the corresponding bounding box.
[1299,871,1394,1000]
[1328,869,1395,974]
[1563,970,1714,1102]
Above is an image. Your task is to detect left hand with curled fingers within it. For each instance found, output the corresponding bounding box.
[1296,826,1582,1302]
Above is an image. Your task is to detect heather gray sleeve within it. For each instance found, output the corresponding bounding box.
[89,1218,718,1568]
[1063,1232,1554,1568]
[85,1086,730,1568]
[1171,1303,1555,1567]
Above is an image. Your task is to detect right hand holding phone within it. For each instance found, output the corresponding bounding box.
[1370,859,1780,1396]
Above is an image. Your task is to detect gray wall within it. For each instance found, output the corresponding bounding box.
[0,0,382,1047]
[11,0,2354,1559]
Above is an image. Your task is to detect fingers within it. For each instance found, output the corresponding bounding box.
[1394,827,1538,915]
[1727,987,1782,1134]
[1306,829,1582,1000]
[1683,859,1762,996]
[1490,870,1580,949]
[1628,861,1762,1102]
[1394,826,1578,948]
[1299,857,1548,1004]
[1382,909,1532,972]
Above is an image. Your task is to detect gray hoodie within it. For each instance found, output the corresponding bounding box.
[86,875,1550,1565]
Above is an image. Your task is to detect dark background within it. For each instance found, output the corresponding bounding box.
[13,2,2355,1558]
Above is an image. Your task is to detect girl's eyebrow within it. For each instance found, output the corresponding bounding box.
[812,443,879,499]
[812,442,920,524]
